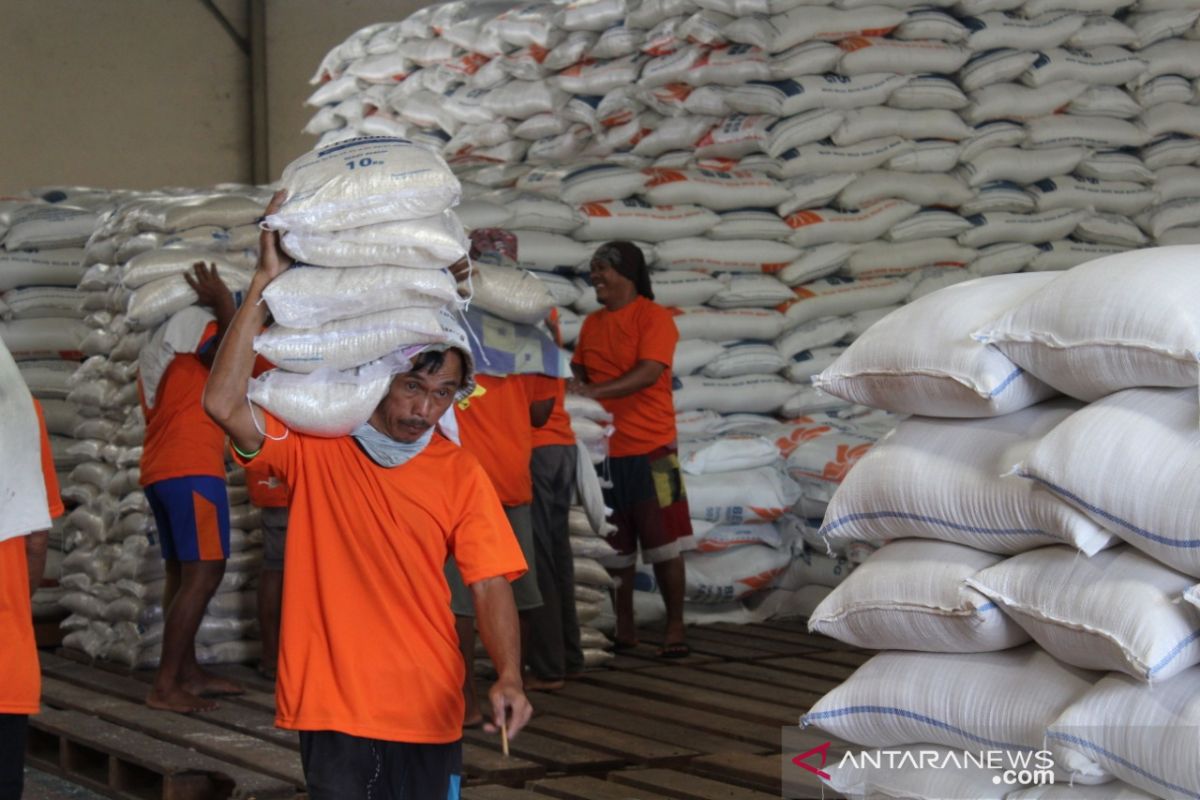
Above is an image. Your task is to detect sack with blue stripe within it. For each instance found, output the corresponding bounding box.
[814,272,1060,417]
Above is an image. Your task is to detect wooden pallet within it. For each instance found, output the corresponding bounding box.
[39,620,858,799]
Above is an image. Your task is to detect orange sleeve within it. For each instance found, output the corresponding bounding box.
[230,411,296,481]
[571,315,596,366]
[449,457,529,586]
[33,400,64,520]
[637,304,678,368]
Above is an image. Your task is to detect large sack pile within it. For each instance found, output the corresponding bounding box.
[56,187,272,668]
[302,0,1200,624]
[802,248,1200,799]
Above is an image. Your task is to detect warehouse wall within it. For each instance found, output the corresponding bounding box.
[0,0,252,195]
[264,0,434,178]
[0,0,431,196]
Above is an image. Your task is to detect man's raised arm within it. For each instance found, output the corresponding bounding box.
[203,190,291,455]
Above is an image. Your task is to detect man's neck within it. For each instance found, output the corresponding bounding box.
[604,291,637,312]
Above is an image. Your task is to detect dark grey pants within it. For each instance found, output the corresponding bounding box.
[527,444,584,681]
[299,731,461,800]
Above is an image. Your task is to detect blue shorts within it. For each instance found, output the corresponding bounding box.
[145,476,231,562]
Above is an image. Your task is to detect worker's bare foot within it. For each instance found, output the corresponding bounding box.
[523,673,565,691]
[146,686,218,713]
[183,668,245,698]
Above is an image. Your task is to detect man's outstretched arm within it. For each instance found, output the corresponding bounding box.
[472,576,533,738]
[204,190,291,455]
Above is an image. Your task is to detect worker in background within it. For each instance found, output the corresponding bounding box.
[525,310,584,690]
[449,370,553,722]
[204,191,531,798]
[569,241,693,659]
[139,263,243,712]
[0,353,65,800]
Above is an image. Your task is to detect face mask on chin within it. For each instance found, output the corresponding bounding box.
[350,421,434,468]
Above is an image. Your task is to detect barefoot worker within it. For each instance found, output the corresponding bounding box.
[139,263,244,711]
[569,241,694,659]
[204,192,532,797]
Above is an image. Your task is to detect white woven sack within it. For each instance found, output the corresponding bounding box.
[822,745,1008,800]
[1020,46,1146,88]
[1047,669,1200,799]
[962,81,1089,125]
[961,146,1088,187]
[126,270,252,330]
[975,246,1200,401]
[675,339,724,375]
[684,464,802,523]
[692,520,783,554]
[701,342,786,378]
[785,345,845,384]
[3,205,97,250]
[765,6,907,51]
[785,200,920,248]
[674,374,799,414]
[261,265,457,328]
[844,239,977,278]
[279,211,468,269]
[122,249,245,289]
[815,273,1058,417]
[957,209,1086,247]
[968,545,1200,683]
[573,199,718,242]
[1188,584,1199,612]
[247,363,394,437]
[837,172,973,211]
[0,249,86,292]
[512,231,594,270]
[776,316,856,359]
[642,167,792,210]
[803,647,1106,782]
[809,539,1030,653]
[779,137,913,177]
[264,137,461,231]
[679,434,780,475]
[684,544,792,603]
[780,276,913,327]
[469,263,556,325]
[671,308,785,342]
[1019,388,1200,577]
[254,307,444,373]
[821,401,1113,555]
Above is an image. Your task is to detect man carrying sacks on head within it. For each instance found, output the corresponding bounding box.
[203,191,532,799]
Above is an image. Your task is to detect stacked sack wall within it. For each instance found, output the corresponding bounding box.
[52,187,272,668]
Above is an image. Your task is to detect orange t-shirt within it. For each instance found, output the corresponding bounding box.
[233,413,526,743]
[529,374,575,449]
[139,324,227,486]
[0,398,67,714]
[572,296,679,457]
[457,374,540,507]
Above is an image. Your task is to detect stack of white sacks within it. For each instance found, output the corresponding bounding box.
[57,187,272,668]
[301,0,1200,622]
[800,246,1200,799]
[1,190,114,619]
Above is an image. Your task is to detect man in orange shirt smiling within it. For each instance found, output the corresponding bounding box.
[203,192,531,799]
[570,241,693,659]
